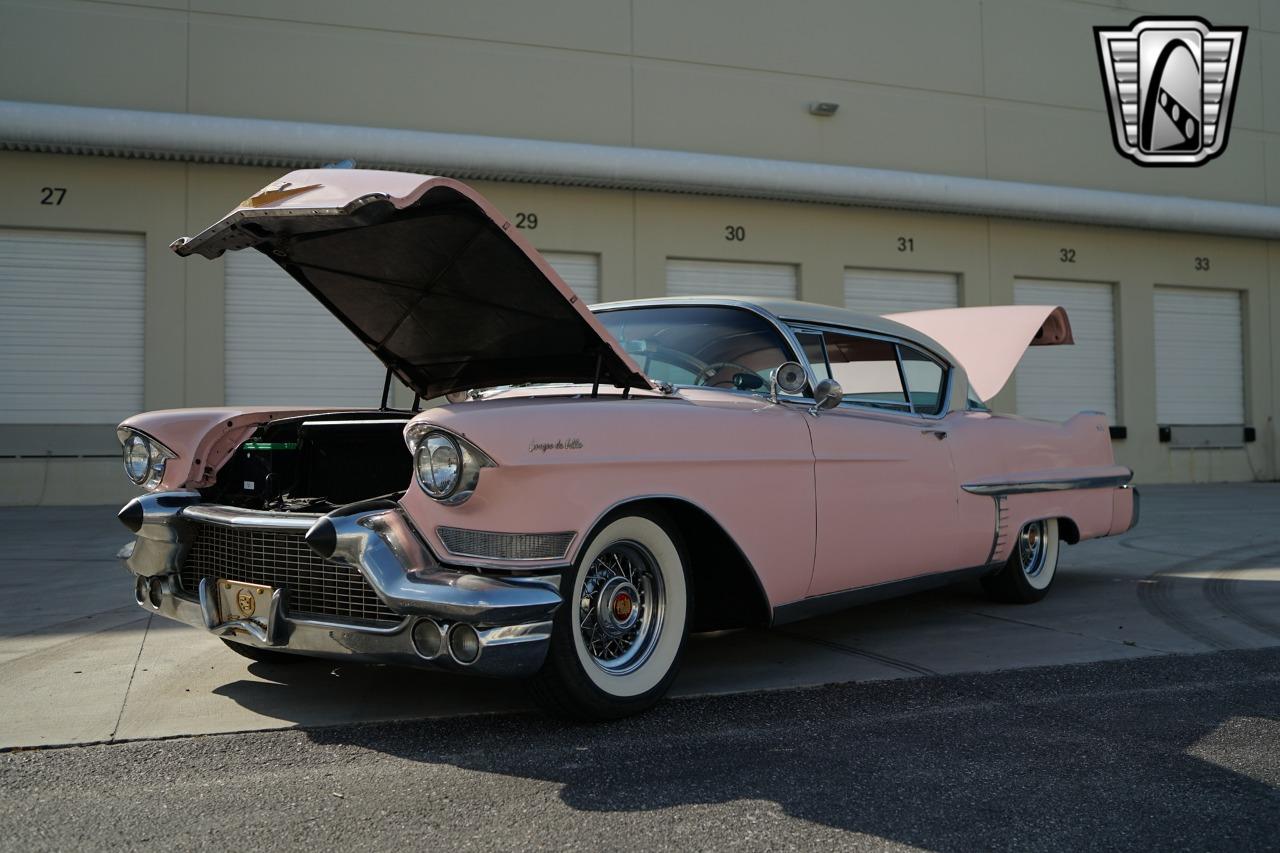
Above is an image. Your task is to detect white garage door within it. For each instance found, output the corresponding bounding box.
[666,258,797,299]
[1013,279,1117,423]
[844,268,958,315]
[542,252,600,304]
[1154,286,1244,424]
[0,229,144,424]
[225,251,386,407]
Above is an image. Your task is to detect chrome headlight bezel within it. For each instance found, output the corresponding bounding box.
[416,433,462,499]
[123,434,150,483]
[116,428,177,491]
[406,425,495,506]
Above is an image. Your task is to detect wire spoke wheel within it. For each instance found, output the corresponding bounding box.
[532,510,689,719]
[577,540,666,676]
[1018,520,1048,579]
[982,517,1060,604]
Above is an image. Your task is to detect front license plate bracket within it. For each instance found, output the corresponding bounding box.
[197,577,285,645]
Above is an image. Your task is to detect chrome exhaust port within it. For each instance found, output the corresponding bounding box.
[447,622,482,665]
[411,618,445,661]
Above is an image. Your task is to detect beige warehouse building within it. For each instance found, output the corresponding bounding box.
[2,0,1279,504]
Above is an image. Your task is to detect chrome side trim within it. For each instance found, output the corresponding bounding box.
[983,495,1010,566]
[962,470,1134,496]
[182,504,320,530]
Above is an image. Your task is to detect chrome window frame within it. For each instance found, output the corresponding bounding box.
[589,299,954,417]
[781,321,954,420]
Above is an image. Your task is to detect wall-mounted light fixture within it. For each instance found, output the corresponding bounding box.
[808,102,839,117]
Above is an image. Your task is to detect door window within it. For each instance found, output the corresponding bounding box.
[795,329,950,415]
[820,333,909,411]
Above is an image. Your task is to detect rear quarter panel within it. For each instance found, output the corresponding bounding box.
[948,410,1127,561]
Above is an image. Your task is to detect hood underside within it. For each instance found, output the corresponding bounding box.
[172,169,651,400]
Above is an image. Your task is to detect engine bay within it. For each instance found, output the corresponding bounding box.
[204,411,414,511]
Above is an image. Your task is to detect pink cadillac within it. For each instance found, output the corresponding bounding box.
[116,169,1138,719]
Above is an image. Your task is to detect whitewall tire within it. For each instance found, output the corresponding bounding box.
[530,508,691,719]
[981,518,1060,604]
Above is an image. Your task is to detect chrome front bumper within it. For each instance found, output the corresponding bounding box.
[117,492,563,677]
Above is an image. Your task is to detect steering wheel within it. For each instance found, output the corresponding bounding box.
[693,361,757,388]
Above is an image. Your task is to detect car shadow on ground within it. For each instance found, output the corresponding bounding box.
[217,649,1279,850]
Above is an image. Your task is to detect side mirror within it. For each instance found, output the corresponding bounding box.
[769,361,807,402]
[810,378,843,415]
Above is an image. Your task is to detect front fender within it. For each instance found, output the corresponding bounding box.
[399,393,816,607]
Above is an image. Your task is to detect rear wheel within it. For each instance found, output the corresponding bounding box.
[220,638,299,665]
[530,509,691,720]
[981,518,1060,604]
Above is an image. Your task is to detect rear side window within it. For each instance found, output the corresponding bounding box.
[900,345,948,415]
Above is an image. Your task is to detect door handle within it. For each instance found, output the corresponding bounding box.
[921,429,948,440]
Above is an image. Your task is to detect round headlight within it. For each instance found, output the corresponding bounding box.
[415,433,461,499]
[123,435,151,484]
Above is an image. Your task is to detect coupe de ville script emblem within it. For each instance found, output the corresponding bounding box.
[1095,17,1247,166]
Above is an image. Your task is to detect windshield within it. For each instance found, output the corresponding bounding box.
[595,306,795,390]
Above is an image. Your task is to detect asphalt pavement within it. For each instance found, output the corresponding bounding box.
[3,648,1277,852]
[4,484,1280,749]
[2,483,1279,850]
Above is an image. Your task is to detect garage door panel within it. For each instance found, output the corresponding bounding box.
[542,251,600,304]
[225,251,387,408]
[0,229,145,425]
[1014,279,1116,423]
[666,258,797,299]
[844,269,958,315]
[1154,287,1244,425]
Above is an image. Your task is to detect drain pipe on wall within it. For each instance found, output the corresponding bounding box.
[2,98,1279,239]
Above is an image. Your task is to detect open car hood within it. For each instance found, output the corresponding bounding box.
[885,305,1074,401]
[172,169,652,400]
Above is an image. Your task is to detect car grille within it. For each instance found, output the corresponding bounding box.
[436,526,575,560]
[177,521,399,625]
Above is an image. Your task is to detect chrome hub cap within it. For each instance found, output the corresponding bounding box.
[596,577,641,637]
[579,541,665,675]
[1018,521,1048,578]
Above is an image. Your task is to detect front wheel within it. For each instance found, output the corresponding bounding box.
[981,518,1060,604]
[530,509,691,720]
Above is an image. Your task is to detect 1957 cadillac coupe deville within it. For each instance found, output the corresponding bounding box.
[116,169,1137,719]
